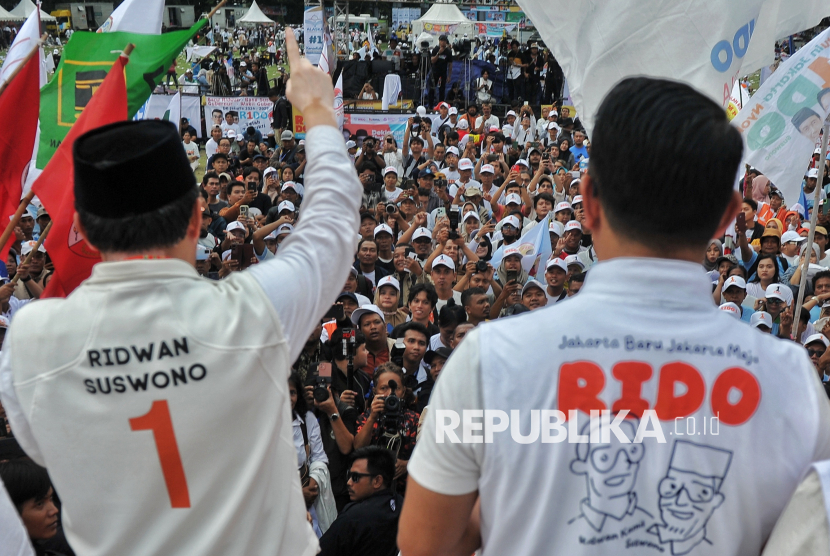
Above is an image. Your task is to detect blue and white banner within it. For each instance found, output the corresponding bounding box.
[303,6,324,65]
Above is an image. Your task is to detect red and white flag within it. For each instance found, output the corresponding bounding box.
[33,55,129,298]
[0,49,40,259]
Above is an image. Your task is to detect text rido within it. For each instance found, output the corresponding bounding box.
[559,361,760,426]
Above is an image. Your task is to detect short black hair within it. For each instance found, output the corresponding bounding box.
[78,187,199,253]
[287,373,309,419]
[408,283,438,307]
[814,270,830,290]
[351,446,396,487]
[437,303,467,327]
[398,321,429,343]
[212,152,229,161]
[0,460,52,513]
[228,181,246,194]
[590,77,742,249]
[742,197,758,211]
[202,170,219,185]
[410,135,424,146]
[242,166,261,179]
[569,272,586,285]
[357,237,377,251]
[533,192,555,208]
[461,287,487,308]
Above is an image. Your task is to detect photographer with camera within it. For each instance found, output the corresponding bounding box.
[354,363,420,494]
[354,137,386,175]
[403,119,434,181]
[429,35,454,107]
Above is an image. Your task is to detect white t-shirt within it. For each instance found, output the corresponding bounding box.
[435,290,462,313]
[182,141,199,161]
[383,187,403,203]
[409,257,830,556]
[205,138,220,159]
[475,115,500,131]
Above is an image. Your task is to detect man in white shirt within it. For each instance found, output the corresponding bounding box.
[0,29,361,556]
[204,125,222,159]
[400,77,830,556]
[474,102,499,134]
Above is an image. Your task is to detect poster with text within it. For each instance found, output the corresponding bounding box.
[204,96,274,138]
[304,6,324,65]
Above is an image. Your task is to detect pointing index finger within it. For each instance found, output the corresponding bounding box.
[285,27,301,70]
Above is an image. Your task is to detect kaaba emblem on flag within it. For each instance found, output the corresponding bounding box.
[75,70,108,111]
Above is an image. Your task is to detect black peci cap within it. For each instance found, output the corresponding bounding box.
[74,120,196,218]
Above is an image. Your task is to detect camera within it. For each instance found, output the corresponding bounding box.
[412,115,422,131]
[391,338,405,367]
[434,178,447,189]
[420,40,430,50]
[378,379,402,434]
[448,206,460,240]
[453,34,472,57]
[309,362,333,403]
[386,204,397,215]
[475,260,488,274]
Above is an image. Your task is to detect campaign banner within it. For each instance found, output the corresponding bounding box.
[134,94,203,137]
[486,11,506,22]
[463,10,477,21]
[408,8,422,22]
[423,22,460,35]
[345,112,416,146]
[303,6,324,65]
[475,23,516,37]
[205,96,274,137]
[732,27,830,209]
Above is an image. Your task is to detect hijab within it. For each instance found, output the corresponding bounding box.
[496,255,530,286]
[703,239,723,272]
[752,175,771,204]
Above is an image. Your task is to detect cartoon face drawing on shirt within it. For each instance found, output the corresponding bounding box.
[648,440,732,555]
[569,417,653,533]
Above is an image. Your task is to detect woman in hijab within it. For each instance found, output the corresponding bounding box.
[752,175,771,204]
[556,138,575,169]
[703,239,723,273]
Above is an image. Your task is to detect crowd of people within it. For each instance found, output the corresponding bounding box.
[1,15,830,556]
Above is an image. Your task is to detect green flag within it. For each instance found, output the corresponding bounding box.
[37,20,206,167]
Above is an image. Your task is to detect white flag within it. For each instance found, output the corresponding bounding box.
[513,0,827,133]
[732,27,830,208]
[163,92,182,131]
[97,0,164,34]
[0,9,42,84]
[489,214,552,281]
[334,73,344,132]
[319,33,332,75]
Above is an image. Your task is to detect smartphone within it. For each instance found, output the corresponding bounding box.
[318,362,332,378]
[407,252,419,260]
[436,207,447,219]
[323,304,345,321]
[512,164,523,174]
[506,270,518,283]
[230,243,254,270]
[570,171,580,179]
[240,205,249,218]
[487,154,498,162]
[736,212,747,232]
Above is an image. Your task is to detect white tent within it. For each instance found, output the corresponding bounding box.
[0,5,24,22]
[332,14,378,26]
[411,2,473,41]
[238,0,274,25]
[10,0,55,21]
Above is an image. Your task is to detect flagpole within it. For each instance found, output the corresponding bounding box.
[0,191,35,253]
[0,33,47,98]
[10,220,51,285]
[178,90,182,133]
[793,122,830,338]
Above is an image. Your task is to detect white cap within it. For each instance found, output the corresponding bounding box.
[502,215,521,229]
[196,244,211,261]
[457,119,469,130]
[282,181,303,195]
[505,193,522,206]
[463,210,481,222]
[515,159,530,168]
[808,168,819,178]
[480,164,495,174]
[750,311,772,329]
[377,275,401,291]
[815,148,823,155]
[346,140,357,149]
[433,254,456,270]
[227,129,237,138]
[275,223,294,235]
[383,166,398,176]
[448,107,458,115]
[723,276,746,290]
[225,221,246,234]
[572,195,584,205]
[555,201,572,213]
[20,240,45,256]
[503,245,522,259]
[564,254,584,269]
[489,125,500,133]
[263,167,278,178]
[547,122,560,130]
[278,200,295,213]
[718,302,741,318]
[416,105,427,116]
[374,223,394,237]
[412,227,432,241]
[804,333,830,347]
[546,257,567,272]
[350,304,386,326]
[459,158,474,170]
[446,146,459,156]
[564,220,583,233]
[765,284,788,301]
[782,230,806,244]
[521,279,545,296]
[549,220,565,236]
[506,110,517,118]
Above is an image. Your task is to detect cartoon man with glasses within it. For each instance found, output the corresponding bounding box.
[648,440,732,555]
[569,417,653,533]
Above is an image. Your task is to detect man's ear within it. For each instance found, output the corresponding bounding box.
[580,174,602,233]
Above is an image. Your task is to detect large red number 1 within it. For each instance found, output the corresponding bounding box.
[129,400,191,508]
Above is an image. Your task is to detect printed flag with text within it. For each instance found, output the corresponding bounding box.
[33,55,129,298]
[37,19,205,168]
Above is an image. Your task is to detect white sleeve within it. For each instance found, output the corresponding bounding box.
[407,329,484,495]
[249,125,361,364]
[0,481,34,556]
[0,345,45,466]
[306,411,329,466]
